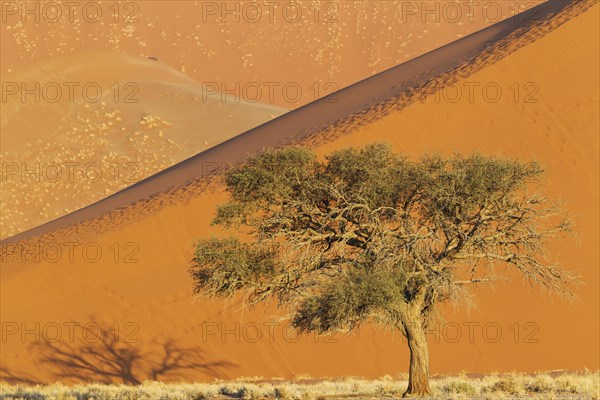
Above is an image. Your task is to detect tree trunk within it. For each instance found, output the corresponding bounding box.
[403,320,431,397]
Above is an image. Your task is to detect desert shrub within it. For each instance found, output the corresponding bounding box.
[525,374,555,393]
[274,386,301,400]
[0,388,46,400]
[238,386,264,400]
[555,373,600,398]
[0,372,598,400]
[486,374,525,395]
[442,380,478,396]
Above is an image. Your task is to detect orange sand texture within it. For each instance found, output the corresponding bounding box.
[0,0,599,385]
[1,0,541,238]
[0,50,286,237]
[1,1,543,105]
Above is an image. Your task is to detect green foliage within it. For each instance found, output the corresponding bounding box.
[191,142,574,336]
[292,266,408,333]
[224,147,316,204]
[417,153,542,223]
[191,237,278,298]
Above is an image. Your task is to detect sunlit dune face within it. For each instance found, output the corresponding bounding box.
[1,1,544,108]
[2,2,599,393]
[0,51,285,238]
[1,1,545,239]
[0,1,597,384]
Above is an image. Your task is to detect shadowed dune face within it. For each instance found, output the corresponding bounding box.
[1,2,598,385]
[1,1,543,108]
[1,1,541,241]
[0,50,286,238]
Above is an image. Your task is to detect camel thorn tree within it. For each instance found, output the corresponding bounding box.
[190,142,578,397]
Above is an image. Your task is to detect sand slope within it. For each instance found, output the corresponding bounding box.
[1,1,543,108]
[1,1,598,384]
[0,50,285,238]
[2,0,581,245]
[314,4,599,374]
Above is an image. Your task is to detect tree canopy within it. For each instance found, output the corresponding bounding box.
[190,142,577,396]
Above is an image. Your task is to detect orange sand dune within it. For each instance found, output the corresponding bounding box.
[1,0,598,384]
[1,1,543,108]
[2,0,581,245]
[315,4,599,375]
[0,50,285,238]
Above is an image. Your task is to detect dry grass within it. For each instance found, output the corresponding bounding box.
[0,371,598,400]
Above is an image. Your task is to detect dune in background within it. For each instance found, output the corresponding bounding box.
[0,0,545,239]
[1,0,598,385]
[1,0,541,240]
[1,1,543,108]
[2,0,581,245]
[0,50,285,238]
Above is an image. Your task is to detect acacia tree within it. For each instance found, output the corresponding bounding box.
[190,143,576,397]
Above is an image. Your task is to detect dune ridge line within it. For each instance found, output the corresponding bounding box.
[1,0,597,256]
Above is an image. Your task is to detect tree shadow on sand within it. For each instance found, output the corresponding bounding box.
[0,366,40,385]
[1,321,236,385]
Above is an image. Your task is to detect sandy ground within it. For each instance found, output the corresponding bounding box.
[0,50,285,238]
[2,0,580,244]
[0,0,598,385]
[0,0,540,238]
[0,0,544,240]
[1,1,543,108]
